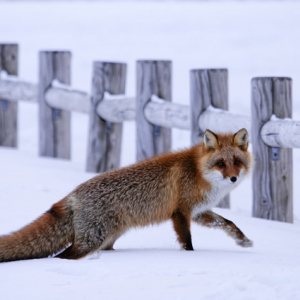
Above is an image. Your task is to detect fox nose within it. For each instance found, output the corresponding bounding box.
[230,176,237,183]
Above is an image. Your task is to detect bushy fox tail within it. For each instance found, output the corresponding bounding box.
[0,199,74,262]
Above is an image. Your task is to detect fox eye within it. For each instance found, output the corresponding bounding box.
[217,161,225,168]
[234,160,241,166]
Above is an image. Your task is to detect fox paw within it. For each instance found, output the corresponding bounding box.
[236,238,253,248]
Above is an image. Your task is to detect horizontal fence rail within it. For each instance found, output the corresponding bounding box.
[99,93,190,130]
[261,117,300,148]
[0,73,37,102]
[145,95,190,130]
[198,106,251,138]
[45,85,90,114]
[97,93,135,123]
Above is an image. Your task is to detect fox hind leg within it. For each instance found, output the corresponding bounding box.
[101,230,125,251]
[192,210,253,247]
[56,230,108,259]
[57,223,124,258]
[171,210,194,250]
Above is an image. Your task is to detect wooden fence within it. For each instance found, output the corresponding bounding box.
[1,44,299,223]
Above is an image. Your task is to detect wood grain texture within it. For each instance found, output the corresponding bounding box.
[261,119,300,148]
[190,69,228,145]
[136,60,172,162]
[86,62,126,173]
[144,95,190,130]
[38,51,71,159]
[97,94,135,123]
[190,69,229,208]
[252,77,293,223]
[98,93,190,130]
[0,44,18,147]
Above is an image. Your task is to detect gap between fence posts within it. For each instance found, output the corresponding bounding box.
[0,44,18,147]
[39,51,71,159]
[86,62,127,173]
[190,69,230,208]
[136,60,172,162]
[252,77,293,223]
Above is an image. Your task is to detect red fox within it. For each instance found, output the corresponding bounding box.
[0,128,252,262]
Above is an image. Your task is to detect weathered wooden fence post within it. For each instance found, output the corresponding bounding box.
[136,60,172,161]
[252,77,293,223]
[39,51,71,159]
[190,69,229,208]
[86,62,127,173]
[0,44,18,147]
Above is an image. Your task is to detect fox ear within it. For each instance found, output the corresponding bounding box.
[203,129,218,150]
[233,128,249,150]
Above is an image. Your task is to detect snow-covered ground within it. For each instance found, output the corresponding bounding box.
[1,1,300,299]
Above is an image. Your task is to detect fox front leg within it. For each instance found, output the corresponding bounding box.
[171,210,194,250]
[192,210,253,248]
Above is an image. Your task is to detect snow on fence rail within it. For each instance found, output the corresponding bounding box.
[1,43,299,223]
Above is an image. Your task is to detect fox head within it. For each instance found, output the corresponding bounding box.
[201,128,251,187]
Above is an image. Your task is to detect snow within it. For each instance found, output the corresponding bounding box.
[0,70,18,81]
[151,94,167,104]
[51,79,73,91]
[1,1,300,299]
[104,91,134,101]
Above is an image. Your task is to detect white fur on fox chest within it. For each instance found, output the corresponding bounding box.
[192,170,241,217]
